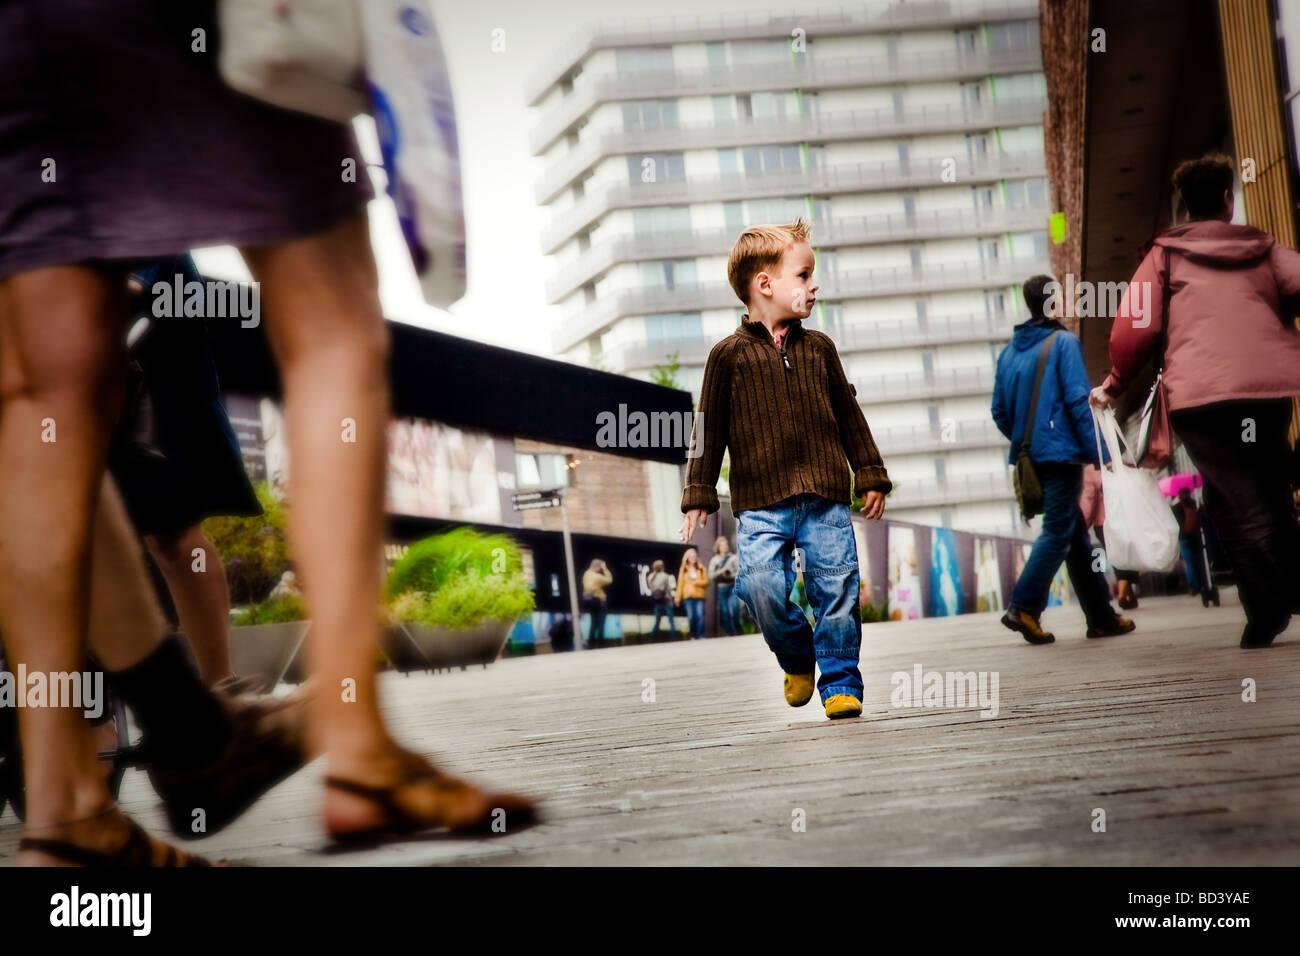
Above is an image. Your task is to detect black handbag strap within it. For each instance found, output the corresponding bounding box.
[1021,330,1060,456]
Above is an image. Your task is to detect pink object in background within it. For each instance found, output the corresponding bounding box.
[1158,473,1203,498]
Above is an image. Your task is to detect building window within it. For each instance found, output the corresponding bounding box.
[723,201,744,231]
[986,21,1031,53]
[516,452,569,490]
[718,148,740,176]
[1032,230,1048,259]
[712,95,733,121]
[621,99,678,130]
[627,152,686,184]
[615,47,674,73]
[741,145,801,175]
[644,312,703,341]
[706,41,727,69]
[633,206,691,234]
[640,260,697,290]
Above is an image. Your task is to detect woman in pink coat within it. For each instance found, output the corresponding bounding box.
[1090,154,1300,648]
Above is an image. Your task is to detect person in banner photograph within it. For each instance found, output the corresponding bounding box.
[888,526,922,621]
[975,538,1003,613]
[929,528,962,618]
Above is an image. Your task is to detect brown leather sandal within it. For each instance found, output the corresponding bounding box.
[324,764,539,848]
[19,816,222,867]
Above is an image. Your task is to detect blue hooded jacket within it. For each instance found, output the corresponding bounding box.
[991,318,1103,466]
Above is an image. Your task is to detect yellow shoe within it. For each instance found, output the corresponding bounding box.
[824,694,862,719]
[783,672,815,707]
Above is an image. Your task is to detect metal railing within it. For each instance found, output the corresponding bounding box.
[525,0,1042,105]
[872,418,1006,455]
[854,365,995,402]
[541,150,1046,252]
[885,470,1015,507]
[536,95,1047,202]
[531,44,1043,154]
[546,203,1048,302]
[553,255,1045,352]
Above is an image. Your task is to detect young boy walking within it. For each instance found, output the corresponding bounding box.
[679,220,891,719]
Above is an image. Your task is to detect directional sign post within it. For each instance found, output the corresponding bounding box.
[513,487,581,650]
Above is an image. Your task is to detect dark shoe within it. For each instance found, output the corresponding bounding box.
[1240,615,1290,649]
[324,757,540,849]
[19,815,223,867]
[1086,614,1136,639]
[148,691,307,840]
[1002,608,1055,644]
[1117,594,1138,610]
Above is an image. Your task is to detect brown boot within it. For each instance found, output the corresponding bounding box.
[1001,607,1055,644]
[148,689,308,840]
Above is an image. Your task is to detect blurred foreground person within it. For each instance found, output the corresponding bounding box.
[0,2,534,866]
[1091,153,1300,648]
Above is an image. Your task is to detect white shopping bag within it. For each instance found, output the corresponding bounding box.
[361,2,467,309]
[1093,407,1180,572]
[218,0,368,123]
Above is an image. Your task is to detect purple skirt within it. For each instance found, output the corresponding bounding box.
[0,0,372,280]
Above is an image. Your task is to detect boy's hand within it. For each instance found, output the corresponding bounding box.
[679,508,706,542]
[860,490,886,520]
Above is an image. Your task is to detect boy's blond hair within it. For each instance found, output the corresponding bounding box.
[727,219,811,306]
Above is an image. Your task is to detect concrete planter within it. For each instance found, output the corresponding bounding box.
[386,620,512,672]
[228,621,310,686]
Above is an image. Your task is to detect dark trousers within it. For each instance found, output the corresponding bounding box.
[1010,462,1115,625]
[583,596,607,643]
[1172,399,1300,627]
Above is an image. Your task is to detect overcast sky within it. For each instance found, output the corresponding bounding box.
[196,0,759,356]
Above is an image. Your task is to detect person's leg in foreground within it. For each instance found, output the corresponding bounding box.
[1174,400,1297,647]
[735,497,824,713]
[88,477,306,838]
[0,266,211,866]
[144,525,237,686]
[794,496,864,718]
[240,213,536,841]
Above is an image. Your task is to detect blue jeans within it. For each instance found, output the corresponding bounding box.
[734,494,863,703]
[716,582,739,634]
[651,600,676,636]
[1010,462,1114,625]
[1179,538,1206,592]
[683,597,705,638]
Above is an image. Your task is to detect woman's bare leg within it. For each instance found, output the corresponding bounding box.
[239,214,400,777]
[0,266,135,862]
[145,526,234,685]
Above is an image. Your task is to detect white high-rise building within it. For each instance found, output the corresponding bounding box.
[527,1,1049,537]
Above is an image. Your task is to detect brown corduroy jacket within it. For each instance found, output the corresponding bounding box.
[681,317,892,515]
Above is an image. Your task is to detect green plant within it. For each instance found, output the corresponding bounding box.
[202,482,290,605]
[860,599,889,624]
[233,594,306,627]
[651,351,681,389]
[385,528,534,630]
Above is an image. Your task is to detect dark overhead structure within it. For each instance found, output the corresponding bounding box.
[204,313,694,466]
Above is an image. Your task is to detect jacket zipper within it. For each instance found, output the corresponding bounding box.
[759,324,805,490]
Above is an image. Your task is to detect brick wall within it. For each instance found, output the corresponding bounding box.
[514,438,659,539]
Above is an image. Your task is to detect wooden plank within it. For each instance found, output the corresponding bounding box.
[2,592,1297,865]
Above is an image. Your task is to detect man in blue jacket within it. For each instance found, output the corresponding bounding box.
[991,275,1135,644]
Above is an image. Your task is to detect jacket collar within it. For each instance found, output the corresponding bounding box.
[739,315,804,342]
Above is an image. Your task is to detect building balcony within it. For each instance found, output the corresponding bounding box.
[525,0,1042,107]
[872,418,1006,456]
[541,150,1046,253]
[530,44,1043,155]
[536,95,1046,202]
[598,311,1018,376]
[885,469,1014,508]
[546,202,1049,302]
[853,365,996,402]
[833,310,1019,353]
[552,256,1047,352]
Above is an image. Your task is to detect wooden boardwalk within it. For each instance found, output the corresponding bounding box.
[3,592,1298,866]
